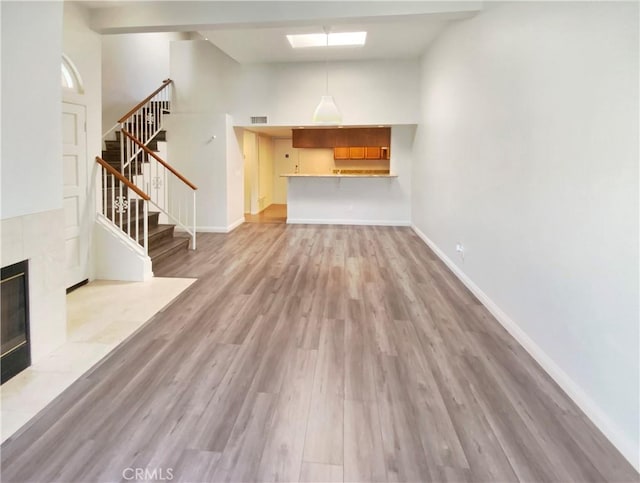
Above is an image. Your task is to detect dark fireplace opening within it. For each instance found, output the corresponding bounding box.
[1,260,31,384]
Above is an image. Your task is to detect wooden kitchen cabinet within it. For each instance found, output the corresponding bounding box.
[292,128,334,148]
[349,146,365,159]
[293,127,391,148]
[347,128,391,147]
[334,147,349,160]
[334,145,389,160]
[333,129,350,147]
[365,146,381,159]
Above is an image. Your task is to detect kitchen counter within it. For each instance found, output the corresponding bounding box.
[281,173,397,178]
[282,172,408,226]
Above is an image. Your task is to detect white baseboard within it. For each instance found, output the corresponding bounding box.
[287,218,411,227]
[227,218,245,232]
[175,220,244,234]
[194,226,230,233]
[411,224,639,471]
[195,221,244,234]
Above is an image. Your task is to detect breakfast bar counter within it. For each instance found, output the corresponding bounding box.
[281,172,409,226]
[281,173,398,178]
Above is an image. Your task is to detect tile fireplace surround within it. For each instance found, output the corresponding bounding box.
[1,209,67,364]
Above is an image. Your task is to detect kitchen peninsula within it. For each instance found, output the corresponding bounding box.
[281,126,412,226]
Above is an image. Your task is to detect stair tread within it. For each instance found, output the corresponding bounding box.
[148,224,175,237]
[149,236,189,261]
[148,225,175,250]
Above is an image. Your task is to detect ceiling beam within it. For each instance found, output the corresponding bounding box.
[89,1,483,34]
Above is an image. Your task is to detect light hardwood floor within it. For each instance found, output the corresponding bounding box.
[244,204,287,224]
[1,224,637,482]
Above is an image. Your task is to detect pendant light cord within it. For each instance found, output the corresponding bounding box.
[325,57,329,94]
[324,26,330,94]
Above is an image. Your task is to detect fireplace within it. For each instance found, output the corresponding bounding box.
[1,260,31,383]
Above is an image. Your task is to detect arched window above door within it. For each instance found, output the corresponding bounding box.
[61,54,83,94]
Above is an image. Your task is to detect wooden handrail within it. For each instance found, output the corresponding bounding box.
[95,156,151,201]
[118,79,172,123]
[121,129,198,190]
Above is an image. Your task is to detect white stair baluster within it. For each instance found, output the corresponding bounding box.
[99,80,197,259]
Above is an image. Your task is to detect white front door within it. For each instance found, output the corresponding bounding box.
[62,102,88,289]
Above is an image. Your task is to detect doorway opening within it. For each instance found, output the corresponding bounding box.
[243,130,289,224]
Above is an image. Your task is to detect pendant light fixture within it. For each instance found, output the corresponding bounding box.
[313,27,342,124]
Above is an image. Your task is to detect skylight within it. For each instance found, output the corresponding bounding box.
[287,31,367,48]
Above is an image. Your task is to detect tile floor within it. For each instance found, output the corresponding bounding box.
[0,277,195,442]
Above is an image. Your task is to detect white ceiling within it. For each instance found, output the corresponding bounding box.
[200,13,466,64]
[81,1,481,63]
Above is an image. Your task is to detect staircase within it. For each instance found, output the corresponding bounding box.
[101,129,190,266]
[97,79,197,275]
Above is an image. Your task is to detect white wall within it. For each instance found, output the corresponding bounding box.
[298,148,334,175]
[287,125,413,225]
[273,139,298,204]
[233,59,420,126]
[93,217,152,281]
[102,32,190,133]
[168,40,242,231]
[171,39,240,115]
[64,3,101,168]
[258,135,274,211]
[412,2,639,467]
[1,2,67,362]
[226,116,244,228]
[1,1,63,219]
[165,112,228,231]
[243,131,258,214]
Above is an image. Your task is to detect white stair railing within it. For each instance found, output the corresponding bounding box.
[101,79,171,149]
[98,78,197,253]
[121,129,198,250]
[95,156,150,255]
[119,79,172,172]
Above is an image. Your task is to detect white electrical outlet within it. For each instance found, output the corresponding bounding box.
[456,243,465,261]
